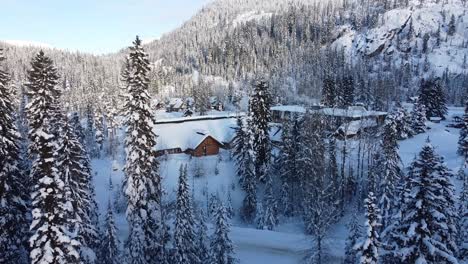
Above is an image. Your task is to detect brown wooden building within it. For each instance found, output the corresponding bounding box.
[186,135,223,157]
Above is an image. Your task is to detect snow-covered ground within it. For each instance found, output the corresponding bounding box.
[91,107,465,264]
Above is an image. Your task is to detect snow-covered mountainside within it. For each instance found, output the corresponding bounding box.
[333,1,468,75]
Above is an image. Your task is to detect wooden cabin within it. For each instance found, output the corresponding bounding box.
[154,115,238,157]
[187,135,223,157]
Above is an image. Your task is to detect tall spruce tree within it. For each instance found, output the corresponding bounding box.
[378,116,403,232]
[0,48,29,264]
[387,141,458,263]
[410,99,427,134]
[122,36,164,264]
[321,76,336,107]
[26,51,81,264]
[418,78,447,120]
[56,116,99,263]
[196,211,210,264]
[355,192,381,264]
[232,115,253,188]
[233,114,257,223]
[173,165,199,264]
[210,203,237,264]
[248,79,272,183]
[99,177,120,264]
[256,174,278,230]
[278,117,302,216]
[458,100,468,161]
[70,112,86,146]
[344,207,362,264]
[457,170,468,259]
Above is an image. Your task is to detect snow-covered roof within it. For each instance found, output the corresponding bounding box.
[317,107,387,118]
[154,117,237,151]
[168,98,184,109]
[337,119,378,136]
[271,105,307,113]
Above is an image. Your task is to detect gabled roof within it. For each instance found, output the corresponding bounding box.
[154,116,237,151]
[317,107,387,118]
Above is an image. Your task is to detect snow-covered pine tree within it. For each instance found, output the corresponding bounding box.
[226,189,234,219]
[321,76,336,107]
[99,177,120,264]
[344,208,363,264]
[94,110,104,157]
[232,115,252,187]
[210,203,237,264]
[457,170,468,259]
[26,51,61,157]
[302,113,339,264]
[85,104,96,156]
[56,117,99,263]
[410,99,427,134]
[196,210,210,264]
[278,117,302,216]
[248,79,272,183]
[418,78,448,120]
[70,112,86,146]
[387,141,458,263]
[122,36,164,264]
[355,192,381,264]
[173,164,199,264]
[336,74,354,108]
[241,166,257,223]
[378,116,403,232]
[458,100,468,161]
[26,51,81,264]
[257,174,278,230]
[390,103,414,140]
[0,48,29,264]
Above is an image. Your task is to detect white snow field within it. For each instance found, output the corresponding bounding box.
[91,107,465,264]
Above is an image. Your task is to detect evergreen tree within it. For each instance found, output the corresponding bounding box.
[248,79,272,183]
[257,175,278,230]
[122,36,164,264]
[458,100,468,161]
[355,192,381,264]
[210,203,237,264]
[26,51,81,264]
[337,74,354,108]
[387,141,458,263]
[390,103,414,140]
[173,165,199,264]
[226,190,234,219]
[0,48,29,264]
[70,112,86,146]
[344,208,362,264]
[457,170,468,259]
[56,116,99,263]
[301,114,339,264]
[448,14,456,36]
[378,116,403,232]
[94,111,104,157]
[418,78,448,120]
[410,99,427,134]
[26,51,61,156]
[99,178,120,264]
[196,211,210,264]
[321,76,336,107]
[232,115,252,187]
[241,165,257,223]
[278,117,302,216]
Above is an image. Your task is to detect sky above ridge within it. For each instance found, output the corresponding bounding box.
[0,0,212,54]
